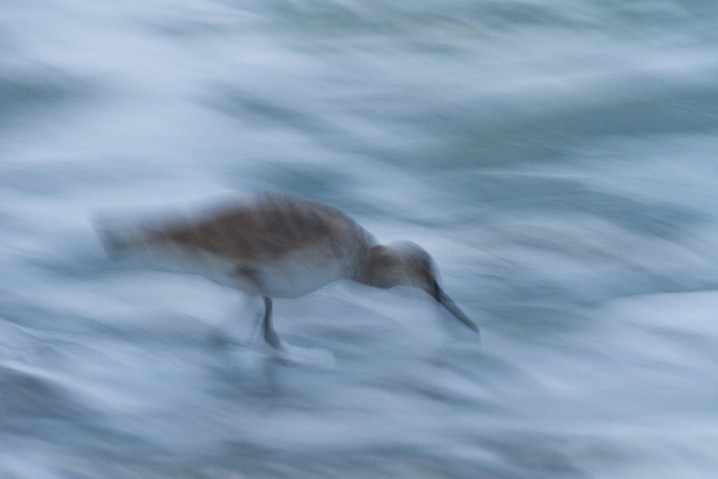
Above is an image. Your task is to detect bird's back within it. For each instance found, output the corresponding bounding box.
[97,194,376,297]
[155,195,372,259]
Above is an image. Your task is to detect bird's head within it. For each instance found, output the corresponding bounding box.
[360,241,479,334]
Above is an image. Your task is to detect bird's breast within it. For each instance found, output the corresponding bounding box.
[238,249,350,298]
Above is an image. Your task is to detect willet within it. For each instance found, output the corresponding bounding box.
[95,194,479,349]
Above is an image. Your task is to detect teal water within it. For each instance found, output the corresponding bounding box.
[2,1,718,477]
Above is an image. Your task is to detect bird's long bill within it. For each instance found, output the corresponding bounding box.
[432,281,480,334]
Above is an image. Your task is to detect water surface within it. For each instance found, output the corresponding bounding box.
[2,1,718,477]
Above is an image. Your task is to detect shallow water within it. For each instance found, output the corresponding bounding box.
[2,1,718,477]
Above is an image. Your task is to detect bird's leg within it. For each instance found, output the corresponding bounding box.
[262,296,283,349]
[229,265,282,349]
[231,265,283,350]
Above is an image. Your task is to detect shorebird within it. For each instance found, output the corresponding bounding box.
[96,194,479,349]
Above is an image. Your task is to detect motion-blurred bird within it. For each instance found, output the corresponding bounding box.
[95,194,478,349]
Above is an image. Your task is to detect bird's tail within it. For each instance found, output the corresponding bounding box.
[93,215,156,257]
